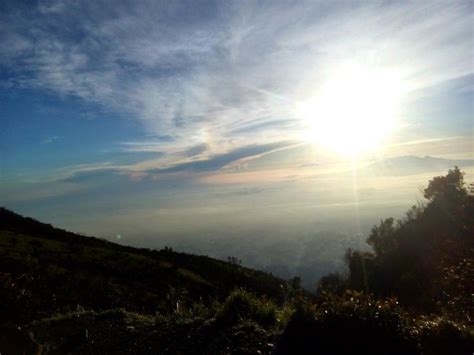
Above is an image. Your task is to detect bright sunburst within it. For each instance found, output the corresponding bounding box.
[297,63,407,156]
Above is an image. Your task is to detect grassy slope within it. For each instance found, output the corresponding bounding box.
[0,208,287,323]
[1,206,471,354]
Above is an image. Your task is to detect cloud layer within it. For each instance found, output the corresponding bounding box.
[2,0,472,157]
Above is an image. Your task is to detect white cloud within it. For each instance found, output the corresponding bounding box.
[41,135,59,144]
[1,1,472,153]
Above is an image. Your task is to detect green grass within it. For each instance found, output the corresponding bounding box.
[215,289,279,327]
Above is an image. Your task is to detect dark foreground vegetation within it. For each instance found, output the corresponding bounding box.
[0,168,473,354]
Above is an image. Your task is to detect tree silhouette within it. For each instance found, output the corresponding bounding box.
[338,167,474,317]
[424,166,466,203]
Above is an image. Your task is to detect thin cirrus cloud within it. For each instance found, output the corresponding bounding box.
[1,0,472,156]
[41,136,59,144]
[146,141,295,174]
[47,140,297,187]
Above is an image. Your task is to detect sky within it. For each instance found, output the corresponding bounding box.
[1,0,473,282]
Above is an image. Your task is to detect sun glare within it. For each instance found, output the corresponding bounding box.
[297,63,406,156]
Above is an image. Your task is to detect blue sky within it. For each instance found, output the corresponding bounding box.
[1,0,473,256]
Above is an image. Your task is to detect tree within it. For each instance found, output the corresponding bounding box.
[289,276,302,290]
[424,166,466,204]
[227,256,242,266]
[317,272,346,295]
[344,249,375,292]
[367,218,397,257]
[340,167,474,311]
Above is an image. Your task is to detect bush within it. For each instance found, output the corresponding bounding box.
[0,272,34,325]
[276,292,417,355]
[415,318,473,355]
[317,272,346,295]
[215,289,278,327]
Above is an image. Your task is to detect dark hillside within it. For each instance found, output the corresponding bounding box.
[0,168,472,354]
[0,207,287,326]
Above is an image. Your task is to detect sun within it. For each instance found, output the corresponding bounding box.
[296,63,406,156]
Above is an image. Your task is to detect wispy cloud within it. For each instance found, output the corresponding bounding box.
[44,140,296,185]
[1,0,472,156]
[146,141,295,174]
[388,136,465,148]
[41,135,59,144]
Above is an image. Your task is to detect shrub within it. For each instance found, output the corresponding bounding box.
[215,289,278,327]
[415,318,473,355]
[276,292,417,355]
[317,272,346,295]
[0,272,34,325]
[28,240,43,249]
